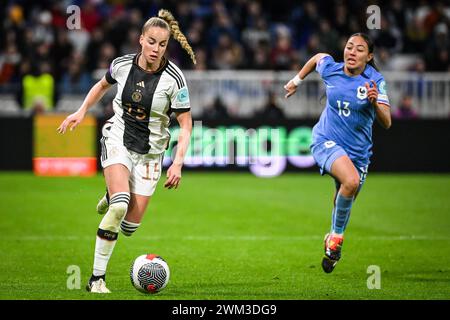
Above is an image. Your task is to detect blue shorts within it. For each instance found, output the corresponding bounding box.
[311,140,347,175]
[311,140,369,192]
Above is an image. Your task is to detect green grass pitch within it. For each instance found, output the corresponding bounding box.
[0,172,449,300]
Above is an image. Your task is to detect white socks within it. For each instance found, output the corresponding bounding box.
[93,192,130,276]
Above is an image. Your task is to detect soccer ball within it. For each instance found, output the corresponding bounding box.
[130,254,170,294]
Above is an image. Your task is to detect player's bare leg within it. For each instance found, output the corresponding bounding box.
[120,194,151,236]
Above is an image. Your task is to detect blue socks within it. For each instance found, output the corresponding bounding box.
[331,193,354,234]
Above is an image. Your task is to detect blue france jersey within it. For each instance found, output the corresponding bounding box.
[312,55,390,167]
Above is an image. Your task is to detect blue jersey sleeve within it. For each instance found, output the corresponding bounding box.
[315,55,335,78]
[376,77,390,106]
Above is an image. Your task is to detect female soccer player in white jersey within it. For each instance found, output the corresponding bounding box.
[284,33,391,273]
[58,9,196,293]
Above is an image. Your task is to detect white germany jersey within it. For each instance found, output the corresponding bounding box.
[104,53,190,154]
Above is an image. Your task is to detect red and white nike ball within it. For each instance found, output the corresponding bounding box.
[130,254,170,294]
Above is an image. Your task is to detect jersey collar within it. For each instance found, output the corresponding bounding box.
[134,53,168,75]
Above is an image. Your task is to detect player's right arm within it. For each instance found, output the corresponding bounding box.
[57,76,112,134]
[284,53,331,98]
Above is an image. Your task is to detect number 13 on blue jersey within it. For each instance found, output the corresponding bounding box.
[337,100,351,117]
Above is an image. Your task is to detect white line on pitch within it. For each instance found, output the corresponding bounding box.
[1,235,449,241]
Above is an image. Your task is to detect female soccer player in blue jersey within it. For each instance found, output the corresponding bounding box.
[284,33,391,273]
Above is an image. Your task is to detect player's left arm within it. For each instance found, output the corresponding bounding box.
[164,111,192,189]
[366,80,392,129]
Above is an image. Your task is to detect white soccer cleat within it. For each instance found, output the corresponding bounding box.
[86,278,111,293]
[96,193,109,215]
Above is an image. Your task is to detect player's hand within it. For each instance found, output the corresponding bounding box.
[164,163,182,189]
[365,80,378,105]
[284,80,298,99]
[57,109,86,134]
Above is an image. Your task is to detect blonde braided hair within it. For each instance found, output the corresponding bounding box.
[141,9,197,65]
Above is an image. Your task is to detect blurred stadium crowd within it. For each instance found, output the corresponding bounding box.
[0,0,449,115]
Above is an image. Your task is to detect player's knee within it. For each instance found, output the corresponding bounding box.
[343,177,360,195]
[110,201,129,221]
[99,192,130,232]
[120,219,141,236]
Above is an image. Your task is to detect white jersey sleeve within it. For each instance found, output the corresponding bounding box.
[105,54,136,84]
[166,62,191,112]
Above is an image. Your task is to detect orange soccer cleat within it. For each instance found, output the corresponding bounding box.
[321,233,344,273]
